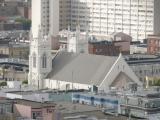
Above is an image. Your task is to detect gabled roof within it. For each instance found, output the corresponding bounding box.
[111,32,131,37]
[46,52,118,86]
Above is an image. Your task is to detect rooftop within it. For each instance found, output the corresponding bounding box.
[124,54,160,65]
[57,102,141,120]
[55,102,99,114]
[14,99,55,109]
[7,90,47,95]
[47,51,118,86]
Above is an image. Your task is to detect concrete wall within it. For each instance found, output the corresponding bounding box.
[45,79,90,90]
[154,0,160,35]
[31,0,42,38]
[7,81,22,89]
[50,0,59,36]
[14,104,31,118]
[6,93,22,99]
[6,93,49,102]
[130,45,147,54]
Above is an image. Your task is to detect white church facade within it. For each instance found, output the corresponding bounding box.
[28,0,142,91]
[28,0,59,89]
[28,27,53,89]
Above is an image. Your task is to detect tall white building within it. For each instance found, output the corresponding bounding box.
[28,0,59,89]
[32,0,59,38]
[60,0,160,41]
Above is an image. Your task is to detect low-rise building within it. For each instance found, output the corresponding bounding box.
[14,99,55,120]
[89,41,121,56]
[130,44,147,54]
[9,42,29,60]
[111,32,131,55]
[0,40,29,60]
[120,88,160,119]
[0,98,15,120]
[72,93,119,112]
[125,54,160,84]
[0,23,23,31]
[71,87,160,119]
[54,101,131,120]
[0,40,9,55]
[0,98,13,114]
[147,34,160,55]
[0,61,28,81]
[6,91,49,102]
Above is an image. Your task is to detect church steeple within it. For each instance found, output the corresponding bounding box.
[28,26,52,89]
[29,0,59,89]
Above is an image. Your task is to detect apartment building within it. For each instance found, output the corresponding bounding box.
[59,0,71,30]
[60,0,160,41]
[32,0,59,38]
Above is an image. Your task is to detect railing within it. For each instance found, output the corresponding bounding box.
[0,58,28,65]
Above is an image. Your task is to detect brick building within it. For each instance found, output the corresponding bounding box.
[14,99,55,120]
[111,32,131,55]
[0,40,29,60]
[147,34,160,55]
[88,32,131,56]
[89,41,120,56]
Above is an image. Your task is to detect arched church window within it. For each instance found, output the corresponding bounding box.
[42,53,47,68]
[33,53,36,68]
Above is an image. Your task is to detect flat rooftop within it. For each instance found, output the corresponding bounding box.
[14,99,55,109]
[55,102,99,114]
[124,54,160,65]
[57,102,143,120]
[7,90,47,95]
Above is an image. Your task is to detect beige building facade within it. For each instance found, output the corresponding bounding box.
[59,0,160,41]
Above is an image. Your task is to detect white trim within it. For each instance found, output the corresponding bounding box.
[99,54,121,87]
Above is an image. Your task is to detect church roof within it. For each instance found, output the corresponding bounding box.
[46,51,118,86]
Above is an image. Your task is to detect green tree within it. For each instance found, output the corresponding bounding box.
[151,78,160,86]
[15,18,31,30]
[0,81,7,87]
[22,80,28,85]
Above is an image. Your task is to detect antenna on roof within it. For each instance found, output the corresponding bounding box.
[72,70,74,90]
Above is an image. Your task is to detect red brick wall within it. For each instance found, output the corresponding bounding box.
[147,37,160,55]
[88,42,120,56]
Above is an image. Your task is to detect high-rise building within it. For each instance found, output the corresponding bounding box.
[154,0,160,35]
[32,0,59,38]
[60,0,160,41]
[59,0,71,30]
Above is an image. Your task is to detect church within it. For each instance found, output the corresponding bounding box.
[28,25,142,91]
[28,0,142,91]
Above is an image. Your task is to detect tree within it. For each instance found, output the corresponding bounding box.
[0,81,7,87]
[151,78,160,86]
[15,18,31,30]
[22,80,28,85]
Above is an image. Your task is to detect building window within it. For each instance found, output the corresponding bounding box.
[32,112,42,119]
[33,53,36,68]
[42,53,47,68]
